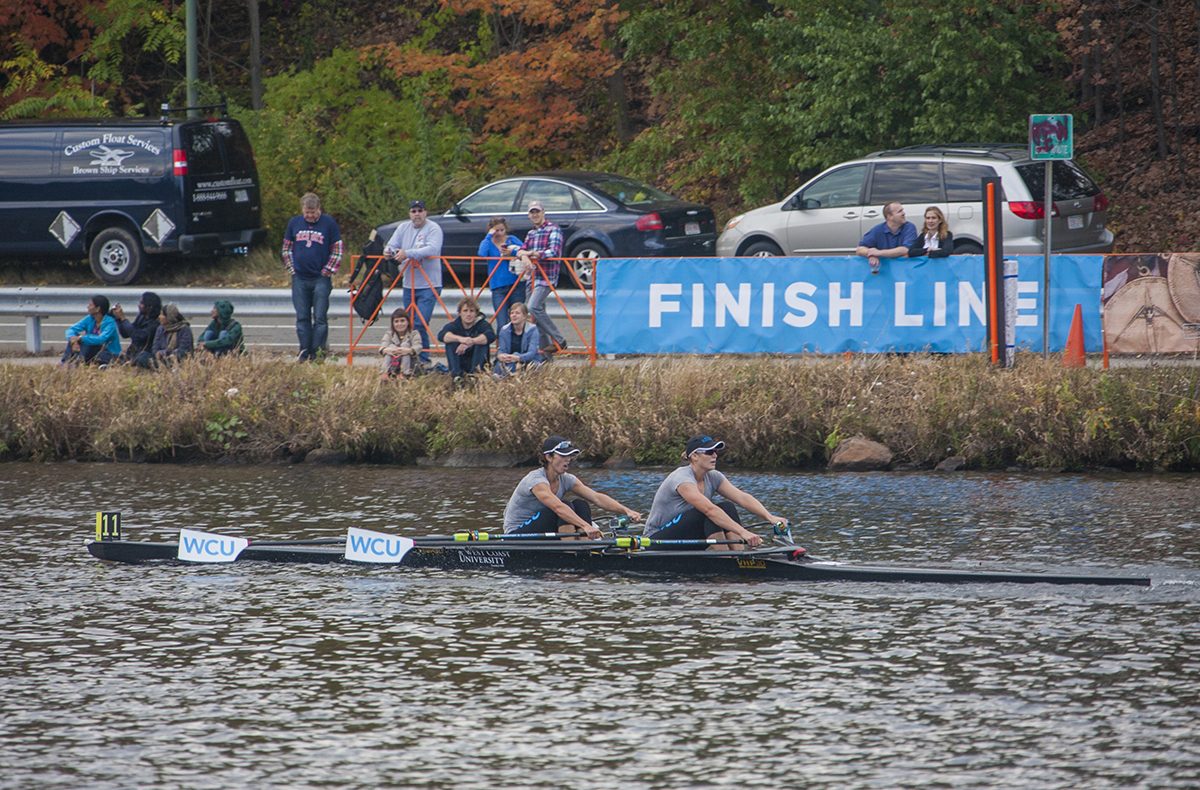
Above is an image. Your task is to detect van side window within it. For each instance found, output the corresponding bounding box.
[798,165,866,209]
[944,163,1001,201]
[0,132,53,177]
[868,162,942,203]
[184,126,224,176]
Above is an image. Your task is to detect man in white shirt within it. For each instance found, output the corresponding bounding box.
[385,199,445,361]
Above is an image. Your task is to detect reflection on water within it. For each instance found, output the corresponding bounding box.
[1,463,1198,788]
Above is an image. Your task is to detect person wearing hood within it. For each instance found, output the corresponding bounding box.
[112,291,162,362]
[141,303,193,368]
[60,294,121,366]
[196,300,245,356]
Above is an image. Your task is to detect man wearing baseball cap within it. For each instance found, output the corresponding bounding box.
[503,435,642,539]
[643,434,788,549]
[384,199,445,362]
[514,200,567,354]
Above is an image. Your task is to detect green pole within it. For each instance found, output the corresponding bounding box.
[186,0,198,116]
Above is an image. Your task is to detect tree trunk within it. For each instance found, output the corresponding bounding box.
[1146,1,1169,159]
[248,0,262,109]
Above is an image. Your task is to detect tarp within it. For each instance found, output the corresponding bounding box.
[594,255,1103,355]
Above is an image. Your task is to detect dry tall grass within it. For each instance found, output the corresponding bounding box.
[1,355,1198,470]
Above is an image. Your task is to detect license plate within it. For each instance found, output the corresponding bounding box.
[1067,215,1084,230]
[685,222,701,235]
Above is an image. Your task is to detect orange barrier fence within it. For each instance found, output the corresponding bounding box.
[346,255,597,367]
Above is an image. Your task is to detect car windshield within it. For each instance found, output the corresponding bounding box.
[1016,161,1100,200]
[581,176,677,206]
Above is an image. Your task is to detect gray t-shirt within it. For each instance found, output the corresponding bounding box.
[645,466,728,535]
[503,468,579,532]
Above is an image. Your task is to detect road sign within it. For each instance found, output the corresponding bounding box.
[1029,114,1073,160]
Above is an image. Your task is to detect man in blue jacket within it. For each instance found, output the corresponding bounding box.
[282,193,343,362]
[61,294,121,366]
[855,201,917,274]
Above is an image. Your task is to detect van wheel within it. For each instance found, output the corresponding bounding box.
[89,228,144,285]
[569,242,607,289]
[743,240,783,257]
[954,242,983,255]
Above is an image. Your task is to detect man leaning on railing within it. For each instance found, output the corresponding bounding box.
[384,199,444,364]
[516,200,566,355]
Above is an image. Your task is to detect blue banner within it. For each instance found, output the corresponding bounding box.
[594,255,1102,355]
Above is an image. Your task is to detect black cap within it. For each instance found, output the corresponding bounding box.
[684,435,725,456]
[541,435,581,456]
[409,200,426,210]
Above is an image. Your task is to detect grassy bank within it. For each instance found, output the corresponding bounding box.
[1,356,1198,470]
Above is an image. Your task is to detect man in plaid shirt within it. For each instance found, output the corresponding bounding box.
[516,200,566,353]
[282,192,343,362]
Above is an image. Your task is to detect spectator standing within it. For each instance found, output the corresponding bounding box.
[60,295,121,366]
[282,193,343,362]
[436,297,496,383]
[478,217,526,322]
[112,291,162,362]
[494,302,544,377]
[516,201,566,353]
[379,308,423,379]
[855,201,917,274]
[145,303,193,368]
[196,300,245,357]
[908,206,955,258]
[384,199,445,363]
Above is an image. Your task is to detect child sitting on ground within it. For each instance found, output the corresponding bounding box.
[379,308,423,379]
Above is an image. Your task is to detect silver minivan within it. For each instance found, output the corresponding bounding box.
[717,144,1114,257]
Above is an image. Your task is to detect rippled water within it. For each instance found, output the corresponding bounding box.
[2,464,1198,788]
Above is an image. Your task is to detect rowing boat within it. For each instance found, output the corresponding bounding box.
[85,530,1153,587]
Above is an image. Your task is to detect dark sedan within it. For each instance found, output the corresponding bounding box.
[376,171,717,288]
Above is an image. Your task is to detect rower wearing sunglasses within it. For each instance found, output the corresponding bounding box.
[644,435,788,550]
[503,436,643,539]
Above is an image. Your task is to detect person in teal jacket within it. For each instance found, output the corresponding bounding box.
[196,300,245,356]
[60,294,121,366]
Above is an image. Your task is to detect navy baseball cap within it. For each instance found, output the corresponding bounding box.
[542,436,581,456]
[685,435,725,456]
[409,200,426,210]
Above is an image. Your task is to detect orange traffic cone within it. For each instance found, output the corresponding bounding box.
[1064,303,1085,367]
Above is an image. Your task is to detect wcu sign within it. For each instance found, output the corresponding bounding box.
[344,527,415,564]
[177,529,249,563]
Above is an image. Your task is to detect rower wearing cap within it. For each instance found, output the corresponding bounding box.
[644,435,788,550]
[503,436,643,539]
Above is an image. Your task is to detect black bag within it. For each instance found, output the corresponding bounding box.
[350,231,394,325]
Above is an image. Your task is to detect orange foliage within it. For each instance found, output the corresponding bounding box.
[370,0,626,167]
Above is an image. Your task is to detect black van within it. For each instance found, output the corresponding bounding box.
[0,103,266,284]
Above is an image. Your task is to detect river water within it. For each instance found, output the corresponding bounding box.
[2,463,1198,789]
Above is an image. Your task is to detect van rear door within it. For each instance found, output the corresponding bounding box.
[1016,161,1106,252]
[180,121,262,238]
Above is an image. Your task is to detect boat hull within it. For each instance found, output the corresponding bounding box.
[85,540,1152,586]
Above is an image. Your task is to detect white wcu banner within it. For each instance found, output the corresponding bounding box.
[594,255,1103,355]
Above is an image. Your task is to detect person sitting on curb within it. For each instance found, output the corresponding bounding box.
[494,302,544,378]
[112,291,162,363]
[196,300,245,357]
[436,297,496,383]
[379,308,423,379]
[141,303,193,368]
[855,201,917,274]
[60,294,121,367]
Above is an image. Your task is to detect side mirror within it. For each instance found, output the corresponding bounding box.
[450,202,465,216]
[783,195,801,210]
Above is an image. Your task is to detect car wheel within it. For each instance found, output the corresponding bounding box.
[89,227,144,285]
[954,241,983,255]
[569,242,607,288]
[743,240,783,257]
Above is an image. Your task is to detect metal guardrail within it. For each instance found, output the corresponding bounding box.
[0,286,591,353]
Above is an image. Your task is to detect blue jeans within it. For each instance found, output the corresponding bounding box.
[527,282,564,348]
[445,342,489,376]
[404,286,441,363]
[292,275,332,360]
[490,280,526,324]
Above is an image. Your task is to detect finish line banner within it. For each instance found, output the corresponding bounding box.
[594,256,1102,355]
